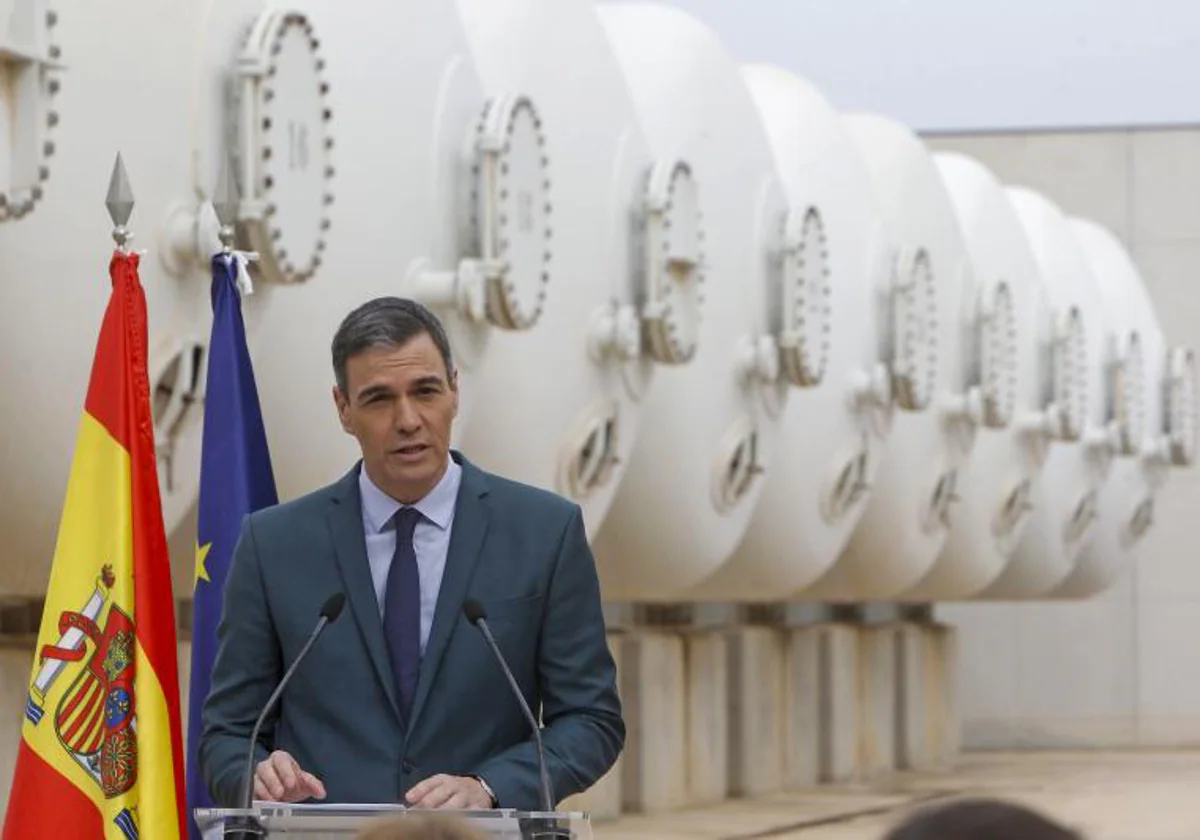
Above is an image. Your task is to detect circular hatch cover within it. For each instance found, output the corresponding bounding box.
[978,280,1018,429]
[1112,330,1146,456]
[641,158,703,365]
[1166,346,1198,467]
[234,9,334,285]
[0,4,62,221]
[1052,306,1088,442]
[778,206,832,388]
[891,247,938,412]
[472,94,552,331]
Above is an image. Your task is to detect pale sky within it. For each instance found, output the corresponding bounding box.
[647,0,1200,132]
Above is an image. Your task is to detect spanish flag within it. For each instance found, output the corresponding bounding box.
[3,251,186,839]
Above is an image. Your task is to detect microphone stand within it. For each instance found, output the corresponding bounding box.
[464,601,570,840]
[225,594,345,838]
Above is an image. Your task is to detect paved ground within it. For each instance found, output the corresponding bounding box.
[592,751,1200,839]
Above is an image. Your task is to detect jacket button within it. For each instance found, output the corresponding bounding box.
[402,759,415,773]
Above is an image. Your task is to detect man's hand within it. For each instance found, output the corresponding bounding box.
[405,774,493,810]
[253,750,327,803]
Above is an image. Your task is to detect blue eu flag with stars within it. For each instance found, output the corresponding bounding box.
[186,252,278,838]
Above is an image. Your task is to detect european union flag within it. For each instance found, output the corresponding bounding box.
[186,252,278,839]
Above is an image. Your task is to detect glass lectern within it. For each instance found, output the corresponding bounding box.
[194,804,593,839]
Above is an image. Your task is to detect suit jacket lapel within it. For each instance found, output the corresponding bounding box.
[327,465,404,723]
[407,453,490,735]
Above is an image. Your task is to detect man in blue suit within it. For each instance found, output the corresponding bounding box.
[198,297,624,811]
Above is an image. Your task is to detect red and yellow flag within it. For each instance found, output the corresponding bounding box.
[3,252,186,839]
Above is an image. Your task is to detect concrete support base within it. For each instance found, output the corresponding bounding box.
[896,622,931,771]
[889,621,962,772]
[857,624,897,778]
[560,633,625,820]
[684,630,729,807]
[785,623,860,785]
[923,622,960,769]
[0,614,964,827]
[614,630,687,815]
[783,625,820,788]
[727,626,785,797]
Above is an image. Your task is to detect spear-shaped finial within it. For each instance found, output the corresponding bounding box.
[105,152,134,251]
[213,153,239,252]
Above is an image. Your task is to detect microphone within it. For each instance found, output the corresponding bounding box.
[462,598,557,816]
[230,592,346,838]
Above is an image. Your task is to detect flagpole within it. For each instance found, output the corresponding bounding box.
[106,152,135,254]
[106,149,190,838]
[186,152,278,840]
[213,152,259,290]
[5,150,188,840]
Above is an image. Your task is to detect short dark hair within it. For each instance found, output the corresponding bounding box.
[331,297,455,395]
[884,798,1083,840]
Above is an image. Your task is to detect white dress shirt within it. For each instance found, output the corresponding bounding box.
[358,459,462,654]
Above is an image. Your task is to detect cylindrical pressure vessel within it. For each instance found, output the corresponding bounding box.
[0,0,290,594]
[685,65,891,600]
[1048,217,1169,598]
[901,152,1047,599]
[976,188,1113,598]
[450,0,702,535]
[244,1,543,502]
[801,114,978,601]
[592,2,792,600]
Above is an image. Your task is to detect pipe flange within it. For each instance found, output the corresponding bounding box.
[1051,306,1088,442]
[1112,330,1146,456]
[978,280,1018,429]
[642,158,704,365]
[233,9,335,284]
[0,7,63,222]
[778,206,832,388]
[891,247,938,412]
[1166,346,1198,467]
[472,95,552,331]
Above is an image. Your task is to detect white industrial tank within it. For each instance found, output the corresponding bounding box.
[241,1,551,503]
[0,0,290,594]
[977,188,1114,599]
[684,65,892,600]
[1048,217,1171,598]
[592,2,797,600]
[901,152,1046,599]
[801,114,979,601]
[449,0,701,535]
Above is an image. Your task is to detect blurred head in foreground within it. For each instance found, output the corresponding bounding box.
[883,797,1084,840]
[354,813,486,840]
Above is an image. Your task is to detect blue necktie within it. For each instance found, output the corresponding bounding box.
[384,506,423,726]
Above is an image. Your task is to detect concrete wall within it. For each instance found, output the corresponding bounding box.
[926,125,1200,748]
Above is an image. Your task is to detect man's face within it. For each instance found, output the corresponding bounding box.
[333,332,459,504]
